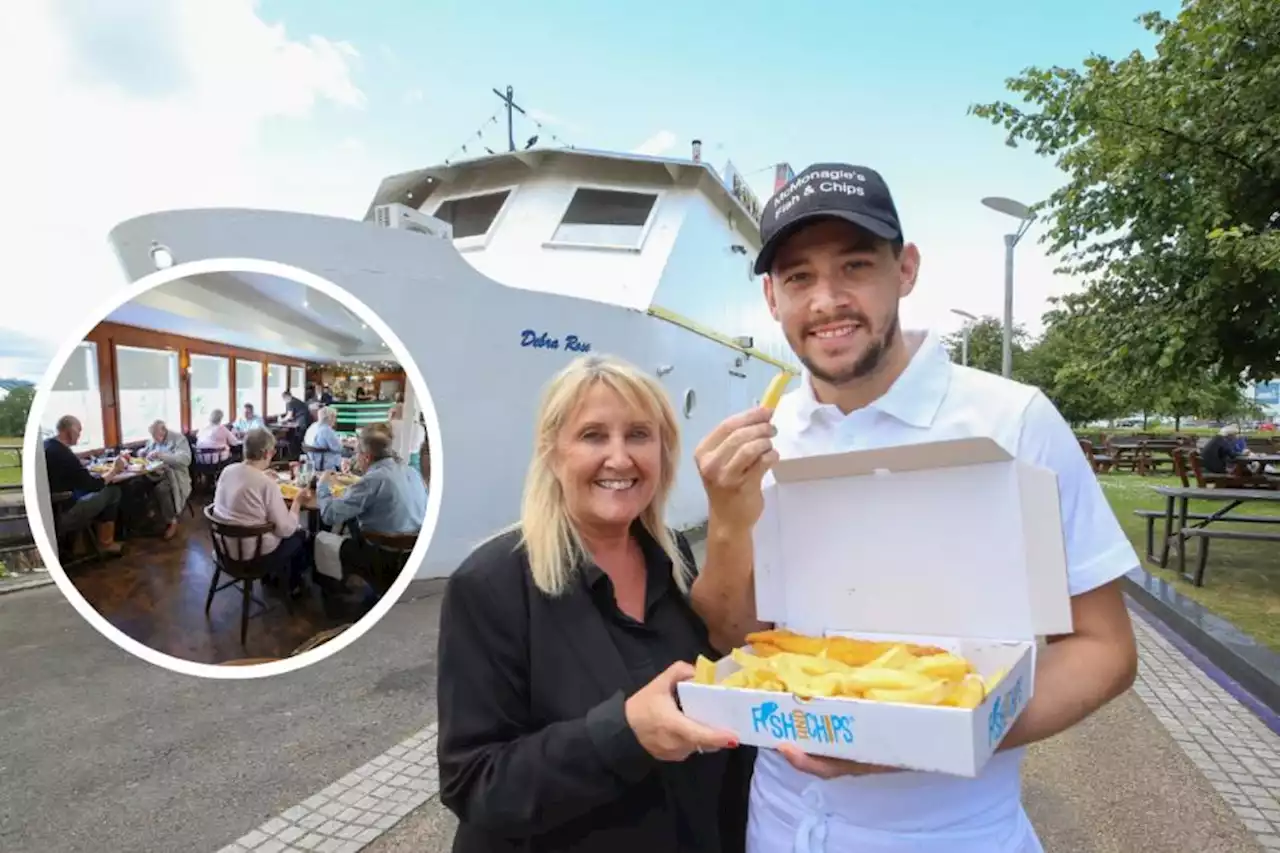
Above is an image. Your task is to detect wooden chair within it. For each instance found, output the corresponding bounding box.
[191,447,232,495]
[204,506,287,646]
[49,490,106,568]
[302,444,339,473]
[360,530,420,595]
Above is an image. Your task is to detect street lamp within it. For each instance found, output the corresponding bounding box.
[981,196,1035,378]
[950,308,977,367]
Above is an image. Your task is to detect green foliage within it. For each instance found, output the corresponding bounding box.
[0,386,34,439]
[970,0,1280,383]
[947,306,1258,427]
[941,315,1032,375]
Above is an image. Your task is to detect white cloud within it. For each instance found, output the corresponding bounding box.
[0,0,382,351]
[632,130,677,157]
[403,88,424,105]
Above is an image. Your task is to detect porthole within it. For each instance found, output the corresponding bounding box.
[683,388,697,419]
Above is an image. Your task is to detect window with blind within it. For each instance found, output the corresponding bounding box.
[431,190,511,241]
[116,345,181,443]
[44,342,104,451]
[266,364,289,416]
[289,366,306,398]
[550,188,658,249]
[189,354,230,429]
[236,360,262,416]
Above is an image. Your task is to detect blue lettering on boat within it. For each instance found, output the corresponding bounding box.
[521,330,593,352]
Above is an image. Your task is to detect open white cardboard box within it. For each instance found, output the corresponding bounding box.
[676,437,1073,777]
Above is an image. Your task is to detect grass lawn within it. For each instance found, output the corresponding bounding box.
[1099,472,1280,651]
[0,438,20,487]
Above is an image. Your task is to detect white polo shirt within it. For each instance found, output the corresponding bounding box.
[746,330,1138,853]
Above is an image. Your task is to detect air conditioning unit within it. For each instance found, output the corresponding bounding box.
[372,203,454,240]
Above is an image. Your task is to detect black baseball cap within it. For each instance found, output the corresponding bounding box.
[753,163,903,275]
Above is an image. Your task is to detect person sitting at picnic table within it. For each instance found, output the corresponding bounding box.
[303,406,345,471]
[141,419,193,540]
[1202,425,1244,475]
[211,427,311,598]
[232,403,265,435]
[43,415,126,556]
[195,409,241,463]
[315,424,427,576]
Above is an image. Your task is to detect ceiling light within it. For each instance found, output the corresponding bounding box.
[149,242,174,270]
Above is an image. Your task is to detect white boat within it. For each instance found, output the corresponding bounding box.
[107,143,799,578]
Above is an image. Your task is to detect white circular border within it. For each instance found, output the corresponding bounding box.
[22,257,444,680]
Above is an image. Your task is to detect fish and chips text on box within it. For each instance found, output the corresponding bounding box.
[676,437,1073,777]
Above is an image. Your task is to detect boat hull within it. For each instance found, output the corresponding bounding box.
[108,209,783,578]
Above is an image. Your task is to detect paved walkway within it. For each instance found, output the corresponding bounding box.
[2,542,1274,852]
[220,604,1270,851]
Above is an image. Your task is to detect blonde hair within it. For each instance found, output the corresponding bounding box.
[516,354,687,597]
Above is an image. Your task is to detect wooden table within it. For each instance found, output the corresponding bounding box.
[278,475,360,533]
[1147,485,1280,584]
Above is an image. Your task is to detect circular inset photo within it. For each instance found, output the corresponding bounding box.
[23,260,440,676]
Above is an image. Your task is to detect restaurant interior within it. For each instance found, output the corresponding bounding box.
[35,272,431,665]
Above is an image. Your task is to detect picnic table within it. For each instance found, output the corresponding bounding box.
[1141,485,1280,586]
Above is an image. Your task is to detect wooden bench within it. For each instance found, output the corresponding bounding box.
[1179,527,1280,586]
[1134,509,1279,560]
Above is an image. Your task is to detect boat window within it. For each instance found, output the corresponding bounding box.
[551,188,657,249]
[431,190,511,240]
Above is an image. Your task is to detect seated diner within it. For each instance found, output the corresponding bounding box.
[211,427,310,597]
[195,408,241,464]
[315,423,428,580]
[303,406,345,471]
[36,277,426,664]
[141,419,193,540]
[43,415,126,556]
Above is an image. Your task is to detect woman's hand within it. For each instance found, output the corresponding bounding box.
[776,744,899,779]
[624,662,738,761]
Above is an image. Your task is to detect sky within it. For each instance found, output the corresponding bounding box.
[0,0,1177,379]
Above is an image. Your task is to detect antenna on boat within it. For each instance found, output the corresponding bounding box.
[492,85,527,152]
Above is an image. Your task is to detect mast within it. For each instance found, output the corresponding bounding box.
[491,85,527,153]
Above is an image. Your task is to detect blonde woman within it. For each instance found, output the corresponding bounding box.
[436,354,750,853]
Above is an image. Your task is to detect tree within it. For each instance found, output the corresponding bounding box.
[970,0,1280,383]
[941,316,1032,376]
[0,386,34,438]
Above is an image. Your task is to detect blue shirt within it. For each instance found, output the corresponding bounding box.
[303,422,345,471]
[316,457,427,535]
[234,416,265,433]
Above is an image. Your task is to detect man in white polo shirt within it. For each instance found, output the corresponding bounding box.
[691,163,1140,852]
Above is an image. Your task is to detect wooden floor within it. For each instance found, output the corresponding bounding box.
[65,497,371,665]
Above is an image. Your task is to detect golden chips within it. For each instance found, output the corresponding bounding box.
[692,629,1003,710]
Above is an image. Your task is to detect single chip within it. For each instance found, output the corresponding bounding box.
[907,653,973,682]
[694,655,718,685]
[943,674,986,709]
[864,680,953,706]
[760,372,793,411]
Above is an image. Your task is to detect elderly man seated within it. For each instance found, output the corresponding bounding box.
[303,406,345,472]
[43,415,126,555]
[233,403,265,435]
[141,419,193,540]
[212,427,310,597]
[316,425,427,578]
